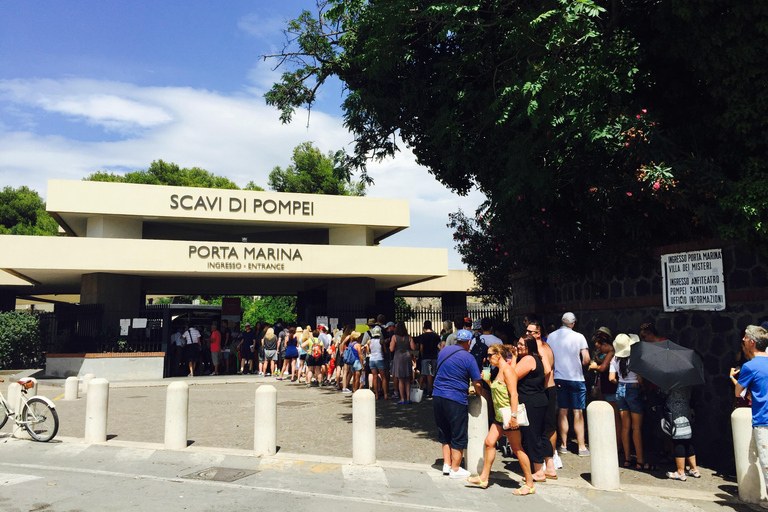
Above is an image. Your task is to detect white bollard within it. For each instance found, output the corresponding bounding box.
[587,400,620,490]
[84,378,109,444]
[7,382,21,414]
[732,407,767,504]
[164,381,189,450]
[64,376,79,401]
[83,373,95,394]
[254,385,277,457]
[352,389,376,465]
[26,378,37,397]
[467,394,488,475]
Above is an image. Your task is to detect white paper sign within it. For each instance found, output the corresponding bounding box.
[662,248,725,312]
[132,318,148,328]
[329,318,339,331]
[119,319,131,336]
[316,316,329,328]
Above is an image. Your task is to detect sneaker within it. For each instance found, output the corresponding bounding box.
[211,372,218,376]
[188,373,193,377]
[342,388,352,394]
[557,445,568,454]
[442,464,451,475]
[578,448,590,457]
[236,371,243,375]
[449,467,471,479]
[258,372,264,376]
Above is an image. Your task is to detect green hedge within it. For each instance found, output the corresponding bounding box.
[0,311,43,370]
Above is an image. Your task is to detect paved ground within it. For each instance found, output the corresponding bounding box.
[0,369,758,511]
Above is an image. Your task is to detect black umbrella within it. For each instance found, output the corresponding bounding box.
[628,340,705,393]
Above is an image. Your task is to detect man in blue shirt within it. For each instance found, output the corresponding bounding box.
[734,324,768,497]
[433,329,483,479]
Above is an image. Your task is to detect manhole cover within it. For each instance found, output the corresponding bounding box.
[181,467,257,482]
[278,401,310,407]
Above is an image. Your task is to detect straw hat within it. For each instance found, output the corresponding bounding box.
[613,333,639,357]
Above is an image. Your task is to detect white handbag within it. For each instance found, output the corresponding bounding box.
[500,403,529,427]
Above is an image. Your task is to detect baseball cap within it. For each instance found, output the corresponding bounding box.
[456,329,473,342]
[385,322,395,328]
[317,324,326,331]
[370,326,382,337]
[244,322,251,327]
[562,312,577,324]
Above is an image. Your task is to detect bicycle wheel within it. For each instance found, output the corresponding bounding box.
[22,398,59,442]
[0,403,8,430]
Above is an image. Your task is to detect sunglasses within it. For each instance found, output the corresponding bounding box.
[526,329,540,334]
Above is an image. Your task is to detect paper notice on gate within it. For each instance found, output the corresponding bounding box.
[119,318,131,335]
[132,318,147,329]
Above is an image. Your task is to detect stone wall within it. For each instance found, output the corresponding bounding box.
[509,240,768,468]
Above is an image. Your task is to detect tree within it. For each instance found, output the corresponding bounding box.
[0,186,58,236]
[265,0,768,301]
[85,160,258,190]
[268,142,366,196]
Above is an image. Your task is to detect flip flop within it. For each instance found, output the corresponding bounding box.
[513,484,536,496]
[466,476,489,488]
[545,474,558,480]
[397,401,405,404]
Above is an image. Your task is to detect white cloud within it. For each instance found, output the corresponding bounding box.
[0,77,482,269]
[237,13,287,41]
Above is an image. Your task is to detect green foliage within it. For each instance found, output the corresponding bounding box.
[394,297,415,322]
[268,142,366,196]
[155,295,297,324]
[266,0,768,300]
[0,311,43,369]
[85,160,243,189]
[0,186,58,236]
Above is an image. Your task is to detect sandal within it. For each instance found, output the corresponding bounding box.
[666,471,687,481]
[466,476,489,488]
[636,462,659,471]
[622,459,635,468]
[513,484,536,496]
[686,469,701,478]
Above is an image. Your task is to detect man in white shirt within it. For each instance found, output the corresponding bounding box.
[547,312,590,456]
[182,325,202,377]
[318,324,333,384]
[478,317,502,347]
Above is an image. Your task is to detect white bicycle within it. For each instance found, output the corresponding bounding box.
[0,378,59,442]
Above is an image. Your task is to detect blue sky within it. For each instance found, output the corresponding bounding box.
[0,1,483,268]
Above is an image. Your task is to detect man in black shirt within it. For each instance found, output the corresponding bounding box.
[418,320,442,398]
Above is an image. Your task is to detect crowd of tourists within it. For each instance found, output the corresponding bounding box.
[169,311,713,493]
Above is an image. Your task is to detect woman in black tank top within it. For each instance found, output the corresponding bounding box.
[516,334,550,487]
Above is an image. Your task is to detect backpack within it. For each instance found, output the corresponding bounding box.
[343,342,358,365]
[311,341,323,359]
[469,333,488,372]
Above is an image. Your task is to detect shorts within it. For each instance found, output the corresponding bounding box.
[555,379,586,410]
[300,354,307,361]
[211,351,221,366]
[353,360,363,372]
[184,343,200,362]
[433,396,469,450]
[264,349,278,361]
[369,359,386,371]
[259,346,265,359]
[604,393,617,402]
[306,355,323,367]
[493,419,518,431]
[544,386,558,433]
[616,383,644,414]
[421,359,437,377]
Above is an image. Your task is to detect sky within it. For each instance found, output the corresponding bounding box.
[0,1,484,269]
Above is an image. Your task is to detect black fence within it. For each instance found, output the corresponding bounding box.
[396,304,514,337]
[40,304,171,354]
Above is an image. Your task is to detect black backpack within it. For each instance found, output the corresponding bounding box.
[469,333,488,372]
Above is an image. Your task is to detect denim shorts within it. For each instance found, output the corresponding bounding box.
[616,383,644,414]
[369,359,386,370]
[555,379,586,410]
[353,360,363,372]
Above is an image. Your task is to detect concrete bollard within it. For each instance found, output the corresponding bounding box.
[164,381,189,450]
[587,400,620,490]
[352,389,376,465]
[467,394,488,475]
[254,385,277,457]
[732,407,767,504]
[84,378,109,444]
[7,382,21,414]
[64,376,79,401]
[26,378,37,397]
[83,373,95,394]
